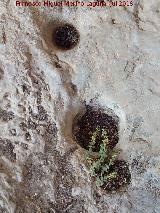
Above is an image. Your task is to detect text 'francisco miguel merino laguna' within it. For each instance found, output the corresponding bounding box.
[16,1,134,7]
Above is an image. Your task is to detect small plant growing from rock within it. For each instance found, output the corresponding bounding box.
[73,106,131,191]
[86,128,118,186]
[85,128,131,190]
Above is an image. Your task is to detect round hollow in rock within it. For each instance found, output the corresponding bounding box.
[53,23,80,50]
[102,160,131,191]
[73,105,119,152]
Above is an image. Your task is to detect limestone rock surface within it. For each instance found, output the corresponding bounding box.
[0,0,160,212]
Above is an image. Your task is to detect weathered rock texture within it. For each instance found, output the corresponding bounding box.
[0,0,160,212]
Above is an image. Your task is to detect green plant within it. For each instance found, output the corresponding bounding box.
[85,128,119,187]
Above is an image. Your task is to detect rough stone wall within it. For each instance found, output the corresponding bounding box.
[0,0,160,212]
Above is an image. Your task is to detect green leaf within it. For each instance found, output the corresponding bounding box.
[96,176,104,187]
[85,127,119,188]
[105,172,118,181]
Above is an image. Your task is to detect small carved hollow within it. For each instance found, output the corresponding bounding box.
[53,24,80,50]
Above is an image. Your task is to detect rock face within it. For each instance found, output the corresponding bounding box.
[0,0,160,212]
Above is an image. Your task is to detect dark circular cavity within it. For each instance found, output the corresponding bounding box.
[73,106,119,152]
[103,160,131,191]
[53,24,80,50]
